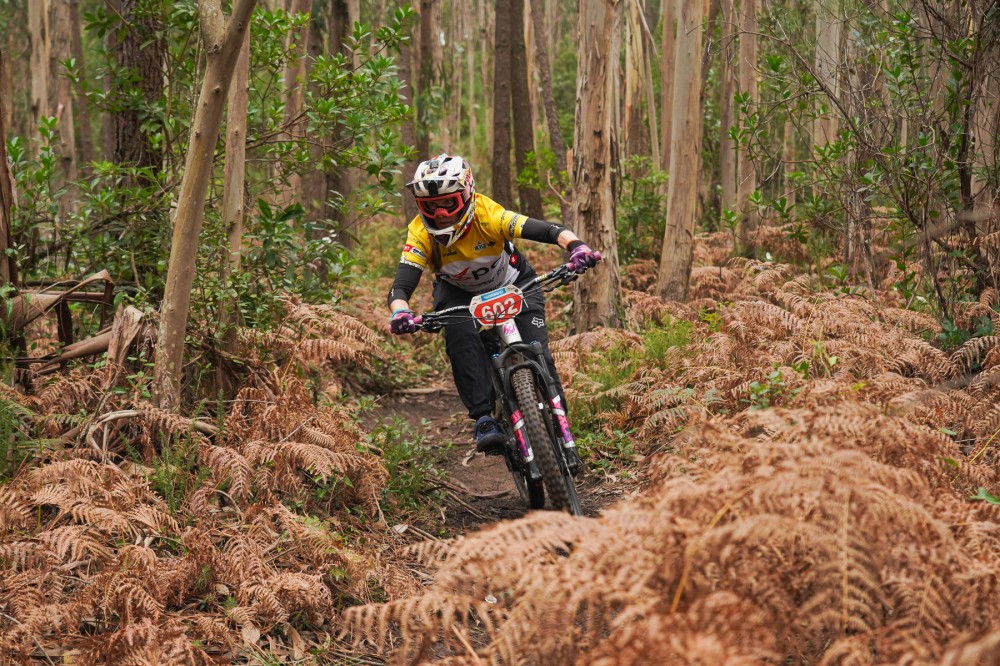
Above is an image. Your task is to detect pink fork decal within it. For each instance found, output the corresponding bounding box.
[549,397,576,448]
[510,410,533,461]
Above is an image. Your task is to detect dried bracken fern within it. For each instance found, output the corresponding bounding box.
[338,247,1000,664]
[0,300,397,661]
[344,403,1000,664]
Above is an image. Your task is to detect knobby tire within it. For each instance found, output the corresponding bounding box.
[511,368,577,513]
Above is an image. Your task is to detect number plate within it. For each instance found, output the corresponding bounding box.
[469,285,524,327]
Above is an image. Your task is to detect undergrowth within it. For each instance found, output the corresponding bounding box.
[343,226,1000,664]
[367,417,446,518]
[0,299,417,663]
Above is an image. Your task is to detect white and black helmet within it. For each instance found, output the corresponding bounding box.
[407,154,477,247]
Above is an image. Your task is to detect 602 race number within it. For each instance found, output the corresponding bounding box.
[469,285,525,326]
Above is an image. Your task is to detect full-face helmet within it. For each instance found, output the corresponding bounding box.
[406,154,476,247]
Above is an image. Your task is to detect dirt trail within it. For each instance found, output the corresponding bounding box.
[368,385,623,536]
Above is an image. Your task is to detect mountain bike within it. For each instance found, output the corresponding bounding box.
[411,256,601,516]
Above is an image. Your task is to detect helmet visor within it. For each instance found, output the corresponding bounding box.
[416,192,466,219]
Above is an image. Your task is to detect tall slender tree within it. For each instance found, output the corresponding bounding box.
[529,0,572,224]
[275,0,314,208]
[813,0,841,147]
[48,0,78,221]
[492,0,513,205]
[624,0,647,159]
[658,0,676,175]
[510,0,544,218]
[28,0,50,134]
[0,52,16,287]
[417,0,436,157]
[572,0,623,330]
[719,0,736,215]
[154,0,258,411]
[113,0,166,170]
[326,0,360,247]
[219,26,250,361]
[398,0,420,223]
[656,0,707,301]
[736,0,758,253]
[68,0,95,169]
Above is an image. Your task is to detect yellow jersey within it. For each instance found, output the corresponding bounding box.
[399,194,530,292]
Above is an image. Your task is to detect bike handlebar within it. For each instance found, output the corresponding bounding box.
[411,253,602,332]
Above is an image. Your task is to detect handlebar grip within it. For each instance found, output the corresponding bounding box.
[413,315,423,326]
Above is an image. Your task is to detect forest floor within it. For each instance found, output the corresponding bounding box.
[364,383,633,537]
[7,227,1000,664]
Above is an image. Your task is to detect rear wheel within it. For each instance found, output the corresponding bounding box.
[511,368,580,514]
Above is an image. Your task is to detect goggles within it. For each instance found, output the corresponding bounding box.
[416,192,467,219]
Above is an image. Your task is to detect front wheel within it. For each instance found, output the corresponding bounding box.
[510,368,582,515]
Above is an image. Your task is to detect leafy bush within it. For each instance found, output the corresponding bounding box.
[617,156,667,263]
[368,418,444,516]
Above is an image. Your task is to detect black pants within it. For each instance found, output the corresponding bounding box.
[433,278,566,420]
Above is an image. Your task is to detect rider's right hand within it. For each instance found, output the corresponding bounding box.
[389,308,419,335]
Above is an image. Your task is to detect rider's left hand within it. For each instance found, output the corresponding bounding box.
[568,243,600,272]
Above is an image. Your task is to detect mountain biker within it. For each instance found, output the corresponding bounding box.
[386,154,600,474]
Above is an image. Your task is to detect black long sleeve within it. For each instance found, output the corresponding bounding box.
[386,263,423,309]
[520,218,567,244]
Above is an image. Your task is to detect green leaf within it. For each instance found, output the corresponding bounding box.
[969,487,1000,505]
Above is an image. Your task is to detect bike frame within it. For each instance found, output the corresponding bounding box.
[412,260,592,511]
[484,321,568,483]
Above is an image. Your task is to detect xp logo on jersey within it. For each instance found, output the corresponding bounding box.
[452,265,493,281]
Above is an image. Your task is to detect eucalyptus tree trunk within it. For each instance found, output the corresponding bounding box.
[572,0,623,330]
[637,0,660,172]
[480,0,493,156]
[0,52,16,287]
[48,0,78,221]
[154,0,258,411]
[275,0,313,208]
[719,0,736,215]
[656,0,707,301]
[467,21,477,165]
[973,70,999,284]
[49,2,77,171]
[29,0,50,132]
[301,3,326,226]
[736,0,758,254]
[528,0,572,224]
[398,0,419,223]
[624,0,646,159]
[68,0,95,169]
[219,27,250,359]
[101,0,119,160]
[510,0,543,218]
[417,0,436,157]
[492,0,513,205]
[813,0,841,147]
[114,0,166,171]
[658,0,676,175]
[326,0,358,247]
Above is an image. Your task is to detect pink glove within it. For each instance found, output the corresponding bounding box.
[568,243,600,272]
[389,309,418,335]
